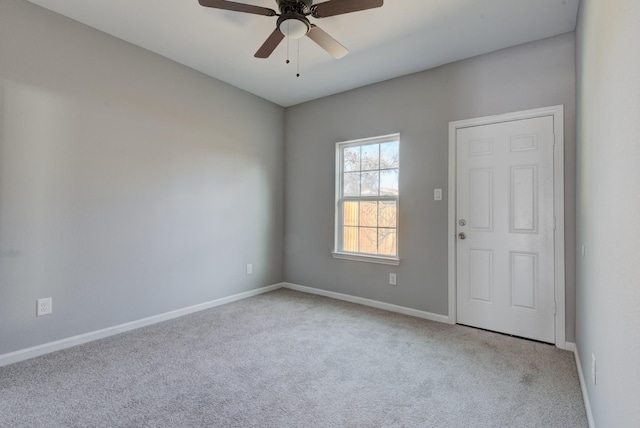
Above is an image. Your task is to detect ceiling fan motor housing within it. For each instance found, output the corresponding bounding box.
[277,0,313,15]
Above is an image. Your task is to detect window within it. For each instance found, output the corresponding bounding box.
[333,134,400,265]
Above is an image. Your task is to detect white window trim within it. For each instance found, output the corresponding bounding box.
[331,251,400,265]
[333,133,400,265]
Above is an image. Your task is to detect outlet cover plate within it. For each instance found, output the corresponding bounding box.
[37,297,52,316]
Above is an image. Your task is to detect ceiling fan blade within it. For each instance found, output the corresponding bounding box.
[306,25,348,59]
[255,28,285,58]
[198,0,277,17]
[312,0,383,18]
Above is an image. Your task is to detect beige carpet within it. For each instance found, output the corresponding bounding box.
[0,288,587,427]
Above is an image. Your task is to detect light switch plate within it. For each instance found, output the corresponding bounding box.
[434,189,442,200]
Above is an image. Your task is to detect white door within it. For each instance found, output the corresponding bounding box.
[456,116,556,343]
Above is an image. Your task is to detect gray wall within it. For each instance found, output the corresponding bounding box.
[0,0,284,355]
[284,33,576,341]
[576,0,640,425]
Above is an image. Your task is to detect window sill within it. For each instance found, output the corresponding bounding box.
[331,252,400,266]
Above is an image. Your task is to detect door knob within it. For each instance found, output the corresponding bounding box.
[458,232,467,240]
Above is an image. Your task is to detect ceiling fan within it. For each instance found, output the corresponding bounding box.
[198,0,384,59]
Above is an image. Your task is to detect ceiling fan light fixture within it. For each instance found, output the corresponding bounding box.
[278,16,310,39]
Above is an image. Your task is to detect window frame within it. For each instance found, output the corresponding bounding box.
[332,133,400,266]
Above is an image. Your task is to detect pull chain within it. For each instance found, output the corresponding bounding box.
[296,38,300,78]
[286,21,290,64]
[283,23,300,78]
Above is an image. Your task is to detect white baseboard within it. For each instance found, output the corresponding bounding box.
[283,282,451,324]
[0,283,283,368]
[571,342,595,428]
[3,281,593,428]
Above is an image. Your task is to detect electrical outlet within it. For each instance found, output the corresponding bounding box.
[246,264,253,275]
[37,297,52,316]
[592,354,597,385]
[389,273,397,286]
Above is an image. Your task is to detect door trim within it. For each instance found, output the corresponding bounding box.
[447,105,566,349]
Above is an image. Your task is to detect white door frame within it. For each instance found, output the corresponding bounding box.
[447,105,567,349]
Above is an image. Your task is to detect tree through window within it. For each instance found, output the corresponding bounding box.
[335,134,399,261]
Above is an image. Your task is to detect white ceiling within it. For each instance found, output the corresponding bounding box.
[27,0,580,107]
